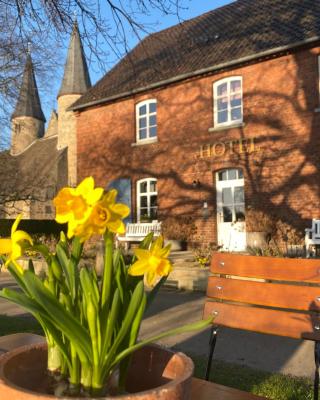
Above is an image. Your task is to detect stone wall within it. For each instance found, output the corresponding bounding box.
[76,45,320,245]
[0,199,55,220]
[58,94,81,187]
[11,116,44,155]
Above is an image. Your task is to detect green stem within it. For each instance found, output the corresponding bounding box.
[47,344,62,373]
[81,361,92,390]
[101,231,114,313]
[91,365,104,396]
[69,344,80,393]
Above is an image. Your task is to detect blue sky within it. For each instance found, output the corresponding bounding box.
[89,0,234,85]
[39,1,234,127]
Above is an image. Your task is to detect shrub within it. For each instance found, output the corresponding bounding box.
[161,216,197,241]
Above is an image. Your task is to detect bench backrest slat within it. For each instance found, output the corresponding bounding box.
[211,252,320,283]
[123,222,162,237]
[207,276,320,311]
[206,252,320,340]
[203,301,320,340]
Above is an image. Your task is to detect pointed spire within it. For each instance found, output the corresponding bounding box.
[11,54,46,122]
[58,22,91,97]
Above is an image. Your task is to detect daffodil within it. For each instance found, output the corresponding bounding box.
[128,235,172,286]
[53,177,104,238]
[0,215,33,266]
[74,189,130,242]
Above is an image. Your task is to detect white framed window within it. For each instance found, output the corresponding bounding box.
[137,178,157,222]
[213,77,243,127]
[136,100,157,142]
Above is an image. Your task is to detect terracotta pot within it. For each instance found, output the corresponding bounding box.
[0,343,194,399]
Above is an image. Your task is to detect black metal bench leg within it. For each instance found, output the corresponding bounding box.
[314,341,320,400]
[205,325,218,381]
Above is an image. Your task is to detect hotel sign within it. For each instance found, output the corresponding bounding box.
[198,137,260,159]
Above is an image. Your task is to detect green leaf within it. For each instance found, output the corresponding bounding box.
[28,259,35,273]
[0,288,72,370]
[22,270,92,363]
[118,291,147,389]
[68,237,83,301]
[139,232,154,249]
[0,288,46,315]
[112,316,214,368]
[56,243,71,290]
[7,263,28,294]
[101,288,120,357]
[146,276,167,310]
[100,232,114,333]
[32,244,51,263]
[80,268,99,308]
[115,254,126,304]
[102,280,144,379]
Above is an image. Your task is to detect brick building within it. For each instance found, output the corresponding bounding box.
[73,0,320,250]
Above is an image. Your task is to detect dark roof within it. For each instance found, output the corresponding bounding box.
[12,54,46,122]
[0,137,68,203]
[73,0,320,110]
[58,22,91,97]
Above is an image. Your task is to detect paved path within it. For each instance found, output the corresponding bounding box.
[141,288,315,379]
[0,275,314,378]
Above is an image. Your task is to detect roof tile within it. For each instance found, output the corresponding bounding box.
[73,0,320,109]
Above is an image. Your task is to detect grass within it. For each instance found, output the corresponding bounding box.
[192,356,314,400]
[0,316,314,399]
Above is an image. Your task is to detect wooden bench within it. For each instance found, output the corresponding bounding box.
[203,252,320,400]
[305,219,320,257]
[117,222,162,250]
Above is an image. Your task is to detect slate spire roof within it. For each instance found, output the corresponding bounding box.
[11,54,46,122]
[58,21,91,97]
[72,0,320,110]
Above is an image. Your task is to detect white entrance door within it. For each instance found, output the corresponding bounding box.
[216,169,246,251]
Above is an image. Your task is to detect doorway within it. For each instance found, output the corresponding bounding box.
[216,168,246,251]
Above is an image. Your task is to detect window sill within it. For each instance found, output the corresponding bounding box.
[131,138,158,147]
[208,122,245,132]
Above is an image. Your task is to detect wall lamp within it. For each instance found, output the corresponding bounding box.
[202,201,209,220]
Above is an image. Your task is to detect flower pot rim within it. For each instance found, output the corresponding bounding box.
[0,342,194,399]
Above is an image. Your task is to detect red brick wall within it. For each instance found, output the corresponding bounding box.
[77,45,320,245]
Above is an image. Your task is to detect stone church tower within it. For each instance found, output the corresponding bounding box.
[1,22,90,221]
[57,21,91,186]
[10,54,46,156]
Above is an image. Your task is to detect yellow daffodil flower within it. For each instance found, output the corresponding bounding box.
[53,177,104,238]
[0,215,33,265]
[74,189,130,242]
[128,235,172,286]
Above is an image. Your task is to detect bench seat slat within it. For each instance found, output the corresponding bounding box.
[204,301,320,340]
[191,377,266,399]
[211,252,320,283]
[207,276,320,312]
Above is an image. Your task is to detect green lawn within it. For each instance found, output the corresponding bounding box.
[192,356,314,400]
[0,315,314,399]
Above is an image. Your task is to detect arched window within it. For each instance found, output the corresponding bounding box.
[137,178,157,222]
[136,100,157,142]
[213,77,243,127]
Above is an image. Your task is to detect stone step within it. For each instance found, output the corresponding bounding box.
[169,251,196,263]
